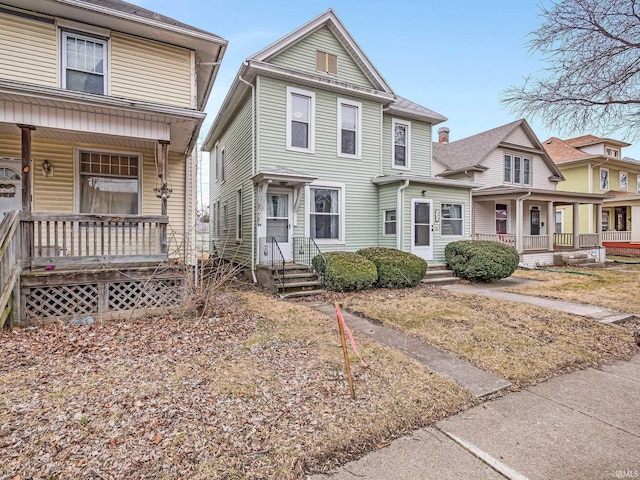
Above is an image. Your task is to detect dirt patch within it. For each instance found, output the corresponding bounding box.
[0,290,472,479]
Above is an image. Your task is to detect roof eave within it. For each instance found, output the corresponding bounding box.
[372,175,480,189]
[385,105,447,125]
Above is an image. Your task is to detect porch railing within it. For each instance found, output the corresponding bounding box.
[0,211,21,328]
[522,235,550,251]
[293,237,325,286]
[602,231,631,243]
[554,233,573,247]
[474,233,516,247]
[579,233,599,248]
[22,213,169,268]
[258,237,285,289]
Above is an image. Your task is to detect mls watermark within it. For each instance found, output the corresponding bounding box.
[613,470,639,479]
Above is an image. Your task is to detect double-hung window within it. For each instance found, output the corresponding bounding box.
[496,203,508,234]
[600,167,609,190]
[337,99,361,158]
[62,31,107,95]
[286,87,315,153]
[79,151,139,214]
[504,155,512,183]
[236,189,242,241]
[504,153,531,185]
[523,158,531,185]
[441,204,463,236]
[392,119,410,169]
[306,182,345,243]
[384,210,397,236]
[620,172,628,191]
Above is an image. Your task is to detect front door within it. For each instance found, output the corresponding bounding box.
[266,191,292,261]
[411,199,433,261]
[0,158,22,219]
[530,208,540,235]
[615,207,627,231]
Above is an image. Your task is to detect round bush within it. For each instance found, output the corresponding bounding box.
[314,251,378,292]
[444,240,519,283]
[357,247,427,289]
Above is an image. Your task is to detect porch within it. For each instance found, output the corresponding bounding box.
[474,232,601,251]
[1,210,182,328]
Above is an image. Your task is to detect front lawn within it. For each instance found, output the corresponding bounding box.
[0,290,472,480]
[330,284,637,386]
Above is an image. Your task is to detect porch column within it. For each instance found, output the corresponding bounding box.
[157,140,170,254]
[19,124,35,259]
[572,202,580,248]
[596,203,603,246]
[632,205,640,243]
[515,198,524,253]
[547,201,555,251]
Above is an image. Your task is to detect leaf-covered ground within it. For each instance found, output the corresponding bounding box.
[0,290,473,480]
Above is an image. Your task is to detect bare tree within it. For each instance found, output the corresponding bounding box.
[503,0,640,140]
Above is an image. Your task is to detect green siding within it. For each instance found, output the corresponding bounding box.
[270,26,375,89]
[381,115,432,177]
[378,183,398,248]
[210,97,254,266]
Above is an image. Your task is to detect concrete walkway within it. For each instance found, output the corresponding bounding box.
[443,277,636,324]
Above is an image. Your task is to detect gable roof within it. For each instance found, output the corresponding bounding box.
[433,119,563,180]
[564,134,631,148]
[542,137,593,164]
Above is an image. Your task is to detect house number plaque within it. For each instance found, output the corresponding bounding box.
[0,184,16,197]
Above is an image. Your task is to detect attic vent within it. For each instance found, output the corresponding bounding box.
[316,50,337,74]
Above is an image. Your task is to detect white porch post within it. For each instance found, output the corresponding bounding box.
[632,205,640,243]
[547,201,555,251]
[515,199,523,253]
[572,202,580,248]
[596,203,603,246]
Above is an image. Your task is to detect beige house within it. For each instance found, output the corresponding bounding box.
[433,119,607,267]
[0,0,226,326]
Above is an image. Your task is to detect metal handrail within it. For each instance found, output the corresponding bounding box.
[293,237,326,286]
[270,237,285,290]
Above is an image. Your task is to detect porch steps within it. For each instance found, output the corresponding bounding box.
[554,251,598,267]
[421,263,459,286]
[273,263,324,299]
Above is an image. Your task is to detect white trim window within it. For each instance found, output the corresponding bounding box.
[606,147,620,158]
[337,98,362,158]
[62,31,107,95]
[236,189,242,241]
[637,176,640,194]
[496,203,508,234]
[555,210,563,233]
[620,171,628,191]
[392,119,411,169]
[214,142,219,182]
[222,203,228,231]
[523,158,531,185]
[600,167,609,190]
[286,87,315,153]
[305,181,345,243]
[441,203,463,236]
[504,154,512,183]
[504,153,532,185]
[383,209,396,236]
[220,146,226,183]
[78,150,140,214]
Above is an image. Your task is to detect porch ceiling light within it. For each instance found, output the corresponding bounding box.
[41,159,53,177]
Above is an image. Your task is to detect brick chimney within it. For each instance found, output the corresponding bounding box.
[438,127,450,143]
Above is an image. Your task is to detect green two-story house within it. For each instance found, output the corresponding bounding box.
[203,9,476,287]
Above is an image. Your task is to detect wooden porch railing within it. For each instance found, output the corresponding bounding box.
[474,233,516,247]
[554,233,573,247]
[522,235,550,251]
[0,211,21,328]
[579,233,599,248]
[22,213,169,268]
[602,231,631,242]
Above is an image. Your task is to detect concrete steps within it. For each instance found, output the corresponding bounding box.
[554,251,598,267]
[272,263,324,299]
[422,263,459,286]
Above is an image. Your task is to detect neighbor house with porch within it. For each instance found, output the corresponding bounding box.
[0,0,227,327]
[203,9,477,294]
[432,119,607,267]
[543,135,640,256]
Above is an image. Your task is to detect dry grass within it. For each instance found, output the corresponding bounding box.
[510,263,640,313]
[329,284,638,386]
[0,290,473,480]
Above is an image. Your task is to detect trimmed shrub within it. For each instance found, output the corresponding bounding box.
[444,240,519,283]
[357,247,427,289]
[313,251,377,292]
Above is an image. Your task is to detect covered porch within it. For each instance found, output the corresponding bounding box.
[601,196,640,256]
[472,187,607,266]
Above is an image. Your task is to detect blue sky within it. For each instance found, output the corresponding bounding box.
[136,0,640,204]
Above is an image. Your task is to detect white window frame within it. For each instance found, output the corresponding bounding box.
[286,86,315,154]
[222,202,228,231]
[504,152,531,185]
[337,98,362,159]
[391,118,411,170]
[504,154,512,183]
[620,171,628,191]
[383,209,397,237]
[523,157,531,185]
[220,146,226,183]
[600,167,609,190]
[214,142,219,182]
[61,30,108,95]
[441,203,464,237]
[304,180,346,245]
[236,189,242,241]
[637,176,640,194]
[606,147,620,158]
[495,202,509,234]
[74,147,141,215]
[555,209,564,234]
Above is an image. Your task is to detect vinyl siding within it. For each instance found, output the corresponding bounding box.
[504,127,534,148]
[269,26,375,89]
[209,97,254,266]
[110,32,194,108]
[256,76,381,252]
[0,135,188,251]
[378,183,398,248]
[476,149,557,189]
[556,165,589,193]
[381,114,432,177]
[0,11,57,87]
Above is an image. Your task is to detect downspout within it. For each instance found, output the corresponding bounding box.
[396,180,410,250]
[515,191,532,253]
[239,72,257,283]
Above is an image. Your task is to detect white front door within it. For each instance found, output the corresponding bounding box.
[411,199,433,261]
[0,158,22,219]
[266,191,293,261]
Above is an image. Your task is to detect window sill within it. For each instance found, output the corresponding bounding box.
[391,164,410,171]
[337,153,361,160]
[286,146,315,154]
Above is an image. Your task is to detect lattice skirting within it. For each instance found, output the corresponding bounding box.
[23,278,184,322]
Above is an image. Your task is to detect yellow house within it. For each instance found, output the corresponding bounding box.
[544,135,640,256]
[0,0,227,326]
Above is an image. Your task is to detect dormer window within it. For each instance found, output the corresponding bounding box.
[605,147,620,158]
[62,31,107,95]
[316,50,337,74]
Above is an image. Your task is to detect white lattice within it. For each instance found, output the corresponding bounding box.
[25,284,99,318]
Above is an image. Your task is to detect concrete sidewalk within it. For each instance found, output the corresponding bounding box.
[309,355,640,480]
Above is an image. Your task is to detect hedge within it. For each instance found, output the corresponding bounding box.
[357,247,427,289]
[312,251,377,292]
[444,240,519,282]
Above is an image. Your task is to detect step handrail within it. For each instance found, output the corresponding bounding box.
[270,237,286,290]
[293,237,326,286]
[0,211,22,328]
